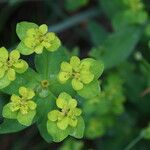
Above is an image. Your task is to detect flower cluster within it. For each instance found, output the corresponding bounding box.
[124,0,144,12]
[0,47,28,88]
[18,23,61,55]
[123,0,148,24]
[58,56,94,90]
[48,92,82,130]
[3,87,36,126]
[1,21,104,142]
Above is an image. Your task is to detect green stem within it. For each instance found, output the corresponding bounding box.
[123,134,143,150]
[142,58,150,71]
[48,7,99,33]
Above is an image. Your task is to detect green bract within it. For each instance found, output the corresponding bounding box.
[16,22,61,55]
[0,47,28,89]
[2,86,37,126]
[58,56,95,91]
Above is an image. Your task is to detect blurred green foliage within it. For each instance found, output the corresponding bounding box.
[65,0,89,12]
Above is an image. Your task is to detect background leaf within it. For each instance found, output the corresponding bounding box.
[90,26,142,69]
[99,0,125,19]
[87,20,108,46]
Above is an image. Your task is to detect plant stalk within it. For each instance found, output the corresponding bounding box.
[123,134,143,150]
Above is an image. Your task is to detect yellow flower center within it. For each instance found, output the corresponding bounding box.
[72,72,80,80]
[61,108,69,116]
[7,60,14,68]
[41,80,49,88]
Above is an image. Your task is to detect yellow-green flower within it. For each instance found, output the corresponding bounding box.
[23,24,61,54]
[124,0,144,11]
[123,0,147,24]
[2,87,37,126]
[0,47,28,88]
[58,56,94,90]
[48,92,82,130]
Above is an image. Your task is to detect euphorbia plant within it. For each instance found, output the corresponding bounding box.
[0,21,104,142]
